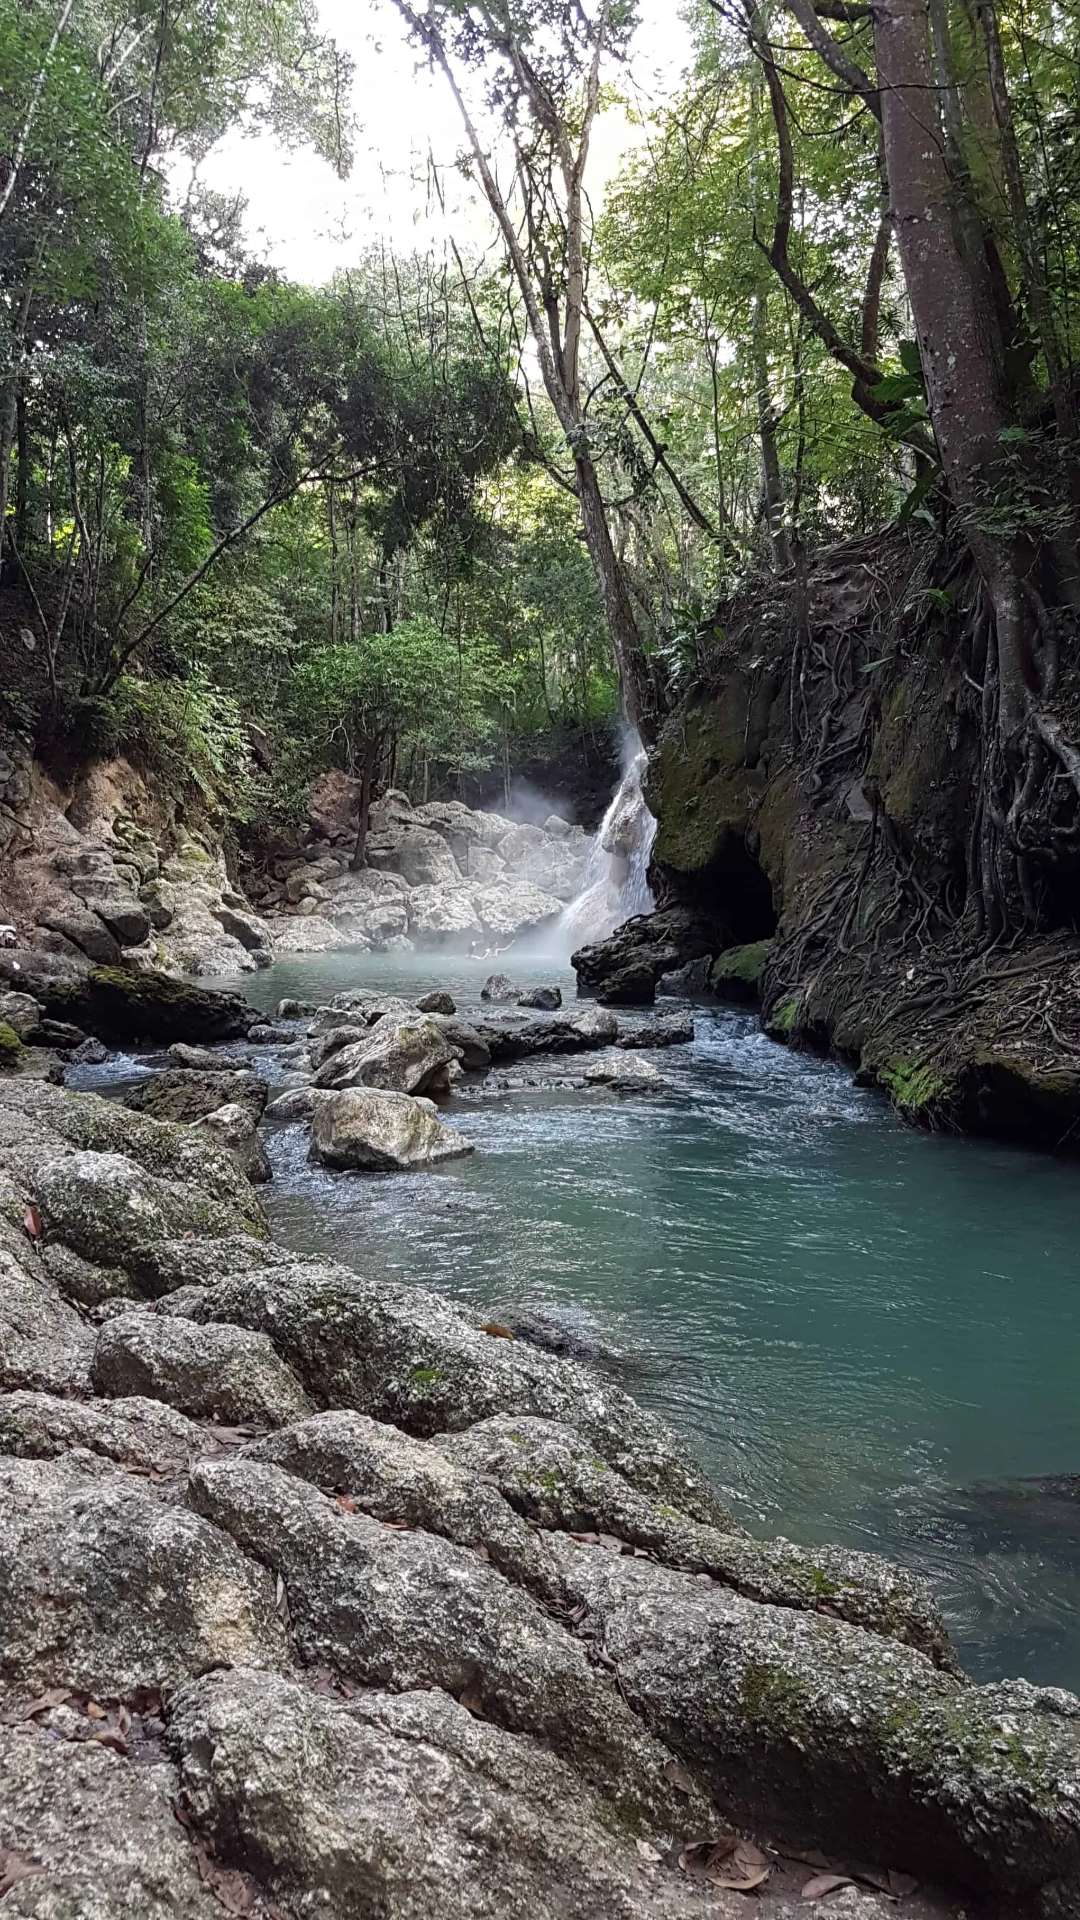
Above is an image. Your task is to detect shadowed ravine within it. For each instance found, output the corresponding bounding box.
[189,948,1080,1693]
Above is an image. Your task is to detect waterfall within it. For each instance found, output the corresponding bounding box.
[556,741,657,950]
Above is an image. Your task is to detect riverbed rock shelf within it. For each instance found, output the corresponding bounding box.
[0,1072,1078,1918]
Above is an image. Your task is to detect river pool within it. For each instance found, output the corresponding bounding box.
[201,948,1080,1687]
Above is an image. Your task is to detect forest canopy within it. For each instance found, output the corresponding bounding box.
[2,0,1080,918]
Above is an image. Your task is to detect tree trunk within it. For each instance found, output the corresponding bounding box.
[576,452,653,739]
[874,0,1028,732]
[350,734,379,871]
[752,291,793,572]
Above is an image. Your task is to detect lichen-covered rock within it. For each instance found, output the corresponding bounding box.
[584,1054,666,1091]
[617,1014,695,1049]
[195,1103,273,1185]
[125,1066,268,1125]
[171,1669,734,1920]
[477,1013,621,1063]
[92,1312,311,1427]
[426,1012,491,1069]
[166,1041,246,1070]
[436,1416,952,1666]
[472,881,563,940]
[0,1388,210,1474]
[406,885,482,943]
[0,1080,265,1228]
[547,1536,1080,1912]
[40,1240,136,1306]
[312,1017,460,1095]
[35,1149,260,1268]
[243,1410,560,1601]
[0,1723,222,1919]
[188,1457,709,1832]
[710,940,773,1003]
[180,1259,725,1522]
[123,1232,289,1298]
[0,1453,286,1699]
[309,1088,475,1172]
[0,1243,94,1395]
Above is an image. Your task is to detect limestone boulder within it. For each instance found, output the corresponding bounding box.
[312,1018,460,1096]
[426,1013,491,1070]
[584,1053,666,1091]
[92,1312,311,1426]
[243,1408,558,1601]
[471,881,563,940]
[170,1669,732,1920]
[0,1242,94,1395]
[370,824,462,888]
[0,1452,286,1699]
[195,1102,273,1184]
[309,1088,475,1173]
[406,885,481,944]
[188,1457,709,1832]
[177,1259,726,1522]
[34,1149,260,1269]
[28,964,256,1043]
[0,1388,211,1474]
[0,1724,222,1920]
[125,1066,268,1125]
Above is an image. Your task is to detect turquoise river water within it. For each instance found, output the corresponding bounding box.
[203,949,1080,1688]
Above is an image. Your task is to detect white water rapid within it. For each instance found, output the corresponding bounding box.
[555,741,657,950]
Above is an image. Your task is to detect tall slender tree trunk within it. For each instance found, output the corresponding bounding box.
[752,292,792,572]
[874,0,1029,733]
[575,453,652,736]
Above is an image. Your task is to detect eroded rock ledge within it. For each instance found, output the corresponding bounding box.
[0,1074,1077,1919]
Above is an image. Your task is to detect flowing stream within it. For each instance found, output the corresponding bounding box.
[218,946,1080,1693]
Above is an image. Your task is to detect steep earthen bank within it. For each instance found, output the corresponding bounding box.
[1,1057,1080,1918]
[632,532,1080,1152]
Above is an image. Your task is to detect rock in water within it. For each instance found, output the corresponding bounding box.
[309,1088,475,1172]
[416,989,456,1014]
[572,907,719,1006]
[312,1018,460,1096]
[125,1066,268,1125]
[519,984,562,1010]
[29,964,256,1043]
[481,972,520,1002]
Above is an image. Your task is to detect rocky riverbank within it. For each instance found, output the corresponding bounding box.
[568,535,1080,1156]
[0,750,590,978]
[1,982,1080,1917]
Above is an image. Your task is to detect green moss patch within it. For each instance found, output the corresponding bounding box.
[0,1023,25,1069]
[711,940,772,1002]
[878,1059,950,1114]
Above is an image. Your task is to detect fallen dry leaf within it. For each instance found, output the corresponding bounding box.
[86,1701,106,1720]
[194,1843,253,1915]
[635,1839,663,1864]
[5,1687,69,1722]
[679,1836,738,1883]
[597,1533,625,1554]
[459,1682,484,1716]
[480,1322,515,1339]
[0,1851,43,1897]
[336,1494,358,1513]
[662,1758,696,1795]
[21,1204,41,1240]
[715,1840,771,1892]
[801,1873,855,1901]
[88,1727,128,1755]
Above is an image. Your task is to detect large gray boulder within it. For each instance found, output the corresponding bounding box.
[0,1241,94,1395]
[243,1409,560,1602]
[406,885,482,943]
[0,1453,286,1699]
[471,881,563,940]
[125,1066,268,1125]
[195,1101,273,1184]
[309,1088,475,1173]
[370,824,462,888]
[175,1259,726,1522]
[92,1312,311,1426]
[188,1456,709,1832]
[0,1723,222,1919]
[427,1012,491,1069]
[436,1415,953,1666]
[170,1668,732,1920]
[35,1148,261,1268]
[548,1536,1080,1912]
[0,1389,210,1475]
[312,1018,460,1095]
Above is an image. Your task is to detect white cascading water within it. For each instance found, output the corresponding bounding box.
[556,740,657,950]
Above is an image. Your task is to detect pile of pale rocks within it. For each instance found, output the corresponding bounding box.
[252,791,592,956]
[260,976,696,1172]
[1,1070,1079,1919]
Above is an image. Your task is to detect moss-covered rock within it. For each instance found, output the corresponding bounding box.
[34,964,256,1044]
[710,940,773,1003]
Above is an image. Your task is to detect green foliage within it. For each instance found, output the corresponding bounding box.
[93,675,257,820]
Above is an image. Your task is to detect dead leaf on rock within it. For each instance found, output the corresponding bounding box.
[194,1844,253,1915]
[2,1687,69,1723]
[21,1204,41,1241]
[480,1321,515,1338]
[678,1836,738,1883]
[88,1726,128,1755]
[86,1701,106,1720]
[336,1494,358,1513]
[662,1758,696,1795]
[569,1530,600,1545]
[459,1682,484,1716]
[0,1851,43,1897]
[635,1839,663,1864]
[597,1533,625,1553]
[714,1841,771,1892]
[801,1873,855,1901]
